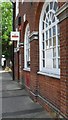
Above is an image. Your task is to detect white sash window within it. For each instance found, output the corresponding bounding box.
[39,0,60,77]
[24,23,30,69]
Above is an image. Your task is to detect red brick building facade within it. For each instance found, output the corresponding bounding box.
[13,0,68,119]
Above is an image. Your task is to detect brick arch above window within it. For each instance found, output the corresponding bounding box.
[34,2,44,31]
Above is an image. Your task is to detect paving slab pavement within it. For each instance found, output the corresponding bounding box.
[1,71,52,118]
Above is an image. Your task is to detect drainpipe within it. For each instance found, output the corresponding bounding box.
[12,2,15,80]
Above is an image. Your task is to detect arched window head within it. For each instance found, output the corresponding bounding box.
[24,23,30,70]
[39,0,60,78]
[42,0,58,29]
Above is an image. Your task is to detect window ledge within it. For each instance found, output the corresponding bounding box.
[37,71,60,79]
[23,68,30,72]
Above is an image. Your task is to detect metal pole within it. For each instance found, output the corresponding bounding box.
[12,2,15,80]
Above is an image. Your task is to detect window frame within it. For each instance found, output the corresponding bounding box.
[24,23,30,70]
[39,1,60,78]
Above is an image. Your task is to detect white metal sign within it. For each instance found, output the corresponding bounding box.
[11,31,20,41]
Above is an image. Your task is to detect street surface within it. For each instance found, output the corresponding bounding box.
[0,68,51,118]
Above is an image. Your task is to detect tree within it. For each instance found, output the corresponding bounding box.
[1,2,13,61]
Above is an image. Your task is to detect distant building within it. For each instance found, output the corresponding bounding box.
[1,55,6,68]
[13,0,68,119]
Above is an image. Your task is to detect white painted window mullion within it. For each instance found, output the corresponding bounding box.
[56,24,58,69]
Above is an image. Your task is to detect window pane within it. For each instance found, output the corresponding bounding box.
[42,42,45,49]
[58,35,60,45]
[48,13,49,18]
[50,2,53,9]
[43,13,46,20]
[49,28,51,38]
[49,21,51,25]
[53,37,56,46]
[53,59,56,68]
[53,47,56,57]
[46,24,48,28]
[46,5,49,13]
[58,58,60,68]
[46,49,52,68]
[46,18,48,24]
[49,38,52,47]
[46,31,48,39]
[43,22,44,29]
[54,2,58,11]
[51,12,54,20]
[42,33,44,40]
[43,51,45,58]
[46,40,48,49]
[53,26,56,36]
[43,60,45,67]
[27,61,30,67]
[52,17,55,22]
[50,12,52,17]
[58,47,60,57]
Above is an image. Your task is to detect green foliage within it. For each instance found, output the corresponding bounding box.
[1,2,13,59]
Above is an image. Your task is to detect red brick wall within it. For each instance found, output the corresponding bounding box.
[14,2,67,118]
[60,18,68,118]
[23,71,30,88]
[30,40,39,93]
[38,75,60,109]
[14,52,19,81]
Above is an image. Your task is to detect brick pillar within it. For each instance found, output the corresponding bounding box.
[29,31,39,101]
[60,18,68,118]
[14,51,19,81]
[56,3,68,118]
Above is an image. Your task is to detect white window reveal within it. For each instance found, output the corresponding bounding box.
[39,0,60,78]
[16,0,19,17]
[24,23,30,70]
[22,0,24,4]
